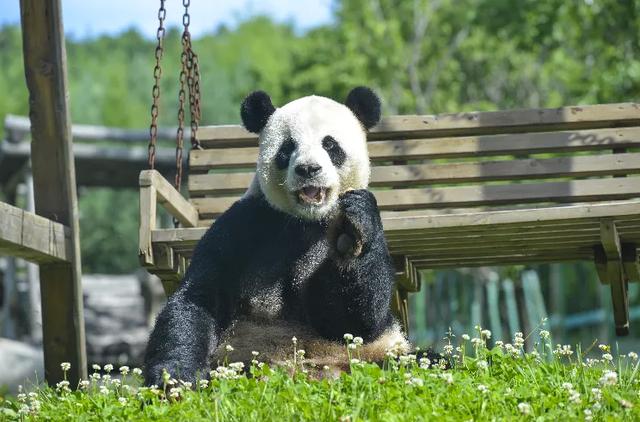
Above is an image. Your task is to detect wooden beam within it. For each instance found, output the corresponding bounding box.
[139,170,199,228]
[20,0,87,384]
[190,127,640,170]
[194,103,640,148]
[599,219,629,335]
[188,151,640,196]
[0,202,72,263]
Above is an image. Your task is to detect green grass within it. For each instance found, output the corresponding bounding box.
[2,329,640,421]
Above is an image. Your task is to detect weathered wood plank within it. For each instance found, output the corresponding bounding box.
[0,202,72,263]
[140,170,198,228]
[138,185,157,266]
[196,103,640,148]
[382,199,640,232]
[20,0,86,384]
[190,127,640,170]
[190,177,640,218]
[188,152,640,196]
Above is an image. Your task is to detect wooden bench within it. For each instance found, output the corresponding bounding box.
[139,102,640,335]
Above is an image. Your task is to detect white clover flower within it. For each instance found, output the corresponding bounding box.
[494,340,504,350]
[477,384,489,393]
[92,364,101,371]
[29,399,41,413]
[133,367,143,376]
[476,360,488,370]
[481,329,492,339]
[584,408,593,421]
[252,351,260,357]
[350,358,361,365]
[598,344,610,352]
[17,393,26,402]
[99,385,110,395]
[343,333,353,341]
[599,370,618,386]
[539,330,550,339]
[225,344,234,352]
[28,392,37,400]
[60,362,71,371]
[18,404,30,415]
[102,374,112,385]
[406,377,424,387]
[297,349,306,357]
[591,388,602,401]
[602,353,613,362]
[56,380,70,392]
[111,379,121,387]
[629,351,638,361]
[229,362,245,372]
[119,366,130,375]
[169,387,182,399]
[118,397,127,406]
[353,337,364,346]
[398,355,411,365]
[562,382,573,390]
[348,343,357,350]
[181,381,193,389]
[461,334,470,341]
[323,365,330,371]
[443,344,454,355]
[199,379,209,389]
[89,373,101,381]
[79,380,90,390]
[419,357,431,369]
[518,402,532,415]
[104,364,114,373]
[569,390,581,404]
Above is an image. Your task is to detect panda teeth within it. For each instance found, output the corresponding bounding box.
[298,186,325,204]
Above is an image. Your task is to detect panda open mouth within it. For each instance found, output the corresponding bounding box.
[296,186,327,205]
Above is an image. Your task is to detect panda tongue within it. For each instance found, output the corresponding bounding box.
[302,186,322,202]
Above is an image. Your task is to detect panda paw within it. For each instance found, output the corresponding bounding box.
[333,189,383,257]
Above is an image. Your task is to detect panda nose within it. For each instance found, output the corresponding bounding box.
[295,164,322,178]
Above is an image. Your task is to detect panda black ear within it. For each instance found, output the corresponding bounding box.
[344,86,381,130]
[241,91,276,133]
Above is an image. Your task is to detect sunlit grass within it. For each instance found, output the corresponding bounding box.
[2,325,640,421]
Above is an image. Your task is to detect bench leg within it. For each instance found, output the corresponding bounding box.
[391,288,410,334]
[595,220,630,336]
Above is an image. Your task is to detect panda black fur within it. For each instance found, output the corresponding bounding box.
[144,87,408,385]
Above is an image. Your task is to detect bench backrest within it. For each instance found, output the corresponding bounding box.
[187,103,640,225]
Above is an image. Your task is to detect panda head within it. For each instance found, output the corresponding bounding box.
[241,87,381,221]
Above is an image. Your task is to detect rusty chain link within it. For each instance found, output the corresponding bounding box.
[148,0,166,169]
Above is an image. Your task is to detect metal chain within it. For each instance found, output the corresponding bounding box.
[148,0,166,169]
[174,0,202,197]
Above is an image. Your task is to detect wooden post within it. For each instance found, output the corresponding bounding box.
[19,0,87,384]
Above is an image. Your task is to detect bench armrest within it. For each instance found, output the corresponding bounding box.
[139,169,199,266]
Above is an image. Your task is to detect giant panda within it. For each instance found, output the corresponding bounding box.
[144,87,409,386]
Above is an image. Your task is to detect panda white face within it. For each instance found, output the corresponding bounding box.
[241,87,381,221]
[256,96,370,220]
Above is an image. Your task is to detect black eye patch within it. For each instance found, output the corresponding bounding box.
[275,138,296,170]
[322,136,346,167]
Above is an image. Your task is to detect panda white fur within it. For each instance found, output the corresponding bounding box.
[144,87,408,384]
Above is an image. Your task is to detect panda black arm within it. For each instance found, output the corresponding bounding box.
[304,189,396,341]
[144,197,260,386]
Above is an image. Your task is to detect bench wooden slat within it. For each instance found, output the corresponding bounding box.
[195,103,640,148]
[190,177,640,218]
[188,152,640,196]
[189,127,640,171]
[382,199,640,232]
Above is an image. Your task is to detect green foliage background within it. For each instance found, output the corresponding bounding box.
[0,0,639,338]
